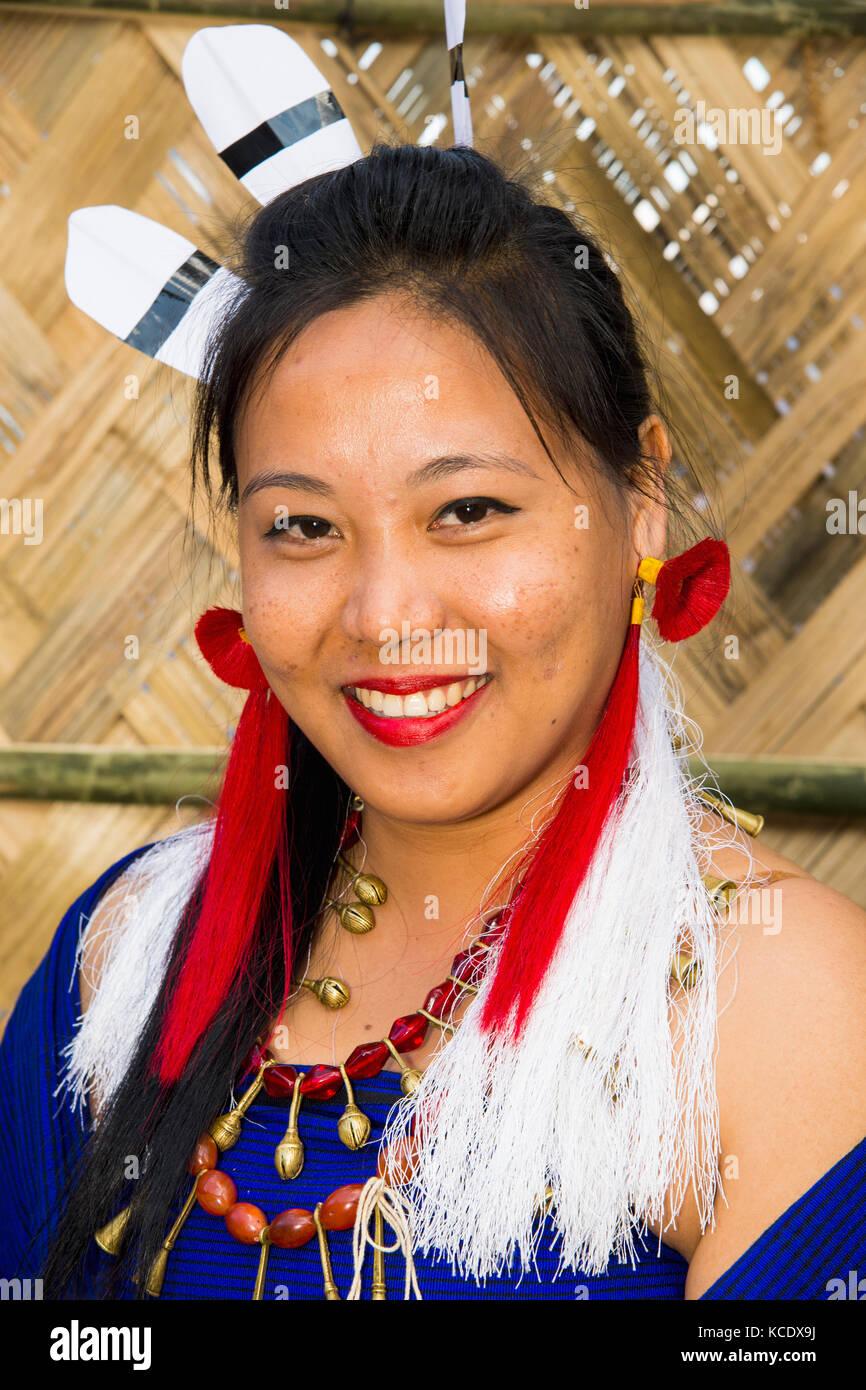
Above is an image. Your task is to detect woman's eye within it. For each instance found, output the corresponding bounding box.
[432,497,519,529]
[264,515,336,542]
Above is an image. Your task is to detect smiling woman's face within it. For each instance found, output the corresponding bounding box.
[233,293,665,826]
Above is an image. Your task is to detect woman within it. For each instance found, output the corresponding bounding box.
[2,34,865,1301]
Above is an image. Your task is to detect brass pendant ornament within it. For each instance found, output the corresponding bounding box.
[303,798,390,1006]
[274,1073,305,1179]
[337,1064,372,1150]
[298,976,350,1009]
[323,805,388,934]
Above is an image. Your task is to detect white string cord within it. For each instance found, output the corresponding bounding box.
[346,1176,423,1301]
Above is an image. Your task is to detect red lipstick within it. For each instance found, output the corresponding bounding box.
[346,673,480,694]
[342,677,491,747]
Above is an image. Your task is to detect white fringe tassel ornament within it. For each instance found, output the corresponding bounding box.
[380,634,753,1282]
[58,819,215,1121]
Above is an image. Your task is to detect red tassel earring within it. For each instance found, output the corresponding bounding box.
[638,537,730,642]
[479,538,730,1041]
[151,608,293,1086]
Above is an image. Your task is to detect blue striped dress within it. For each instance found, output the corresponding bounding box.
[1,845,864,1299]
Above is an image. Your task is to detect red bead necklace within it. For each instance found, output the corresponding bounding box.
[99,807,522,1299]
[127,908,511,1300]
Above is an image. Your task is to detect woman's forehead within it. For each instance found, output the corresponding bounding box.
[233,296,557,483]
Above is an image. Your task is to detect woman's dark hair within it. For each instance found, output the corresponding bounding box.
[42,141,707,1296]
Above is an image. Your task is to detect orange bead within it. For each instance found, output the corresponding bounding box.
[187,1133,218,1175]
[269,1208,316,1249]
[377,1143,416,1186]
[320,1182,365,1232]
[225,1201,267,1245]
[196,1168,237,1215]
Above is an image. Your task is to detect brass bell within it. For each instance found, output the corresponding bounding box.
[252,1229,272,1302]
[95,1205,131,1255]
[337,1065,371,1149]
[209,1058,272,1152]
[353,872,388,907]
[338,1103,372,1150]
[336,851,387,909]
[314,1204,341,1301]
[337,902,376,935]
[533,1185,555,1219]
[275,1073,305,1179]
[671,951,701,990]
[142,1172,204,1298]
[383,1037,422,1095]
[400,1067,422,1097]
[144,1247,169,1298]
[371,1206,387,1301]
[209,1110,243,1150]
[702,873,738,912]
[699,791,764,838]
[300,976,350,1009]
[274,1131,305,1181]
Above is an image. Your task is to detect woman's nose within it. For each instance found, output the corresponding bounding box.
[338,548,451,654]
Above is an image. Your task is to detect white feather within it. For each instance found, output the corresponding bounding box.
[443,0,473,147]
[182,25,363,205]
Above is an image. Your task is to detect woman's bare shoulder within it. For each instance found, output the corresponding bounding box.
[685,812,866,1297]
[698,806,816,886]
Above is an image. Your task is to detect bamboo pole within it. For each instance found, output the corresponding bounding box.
[0,1,864,38]
[0,744,225,806]
[0,744,864,815]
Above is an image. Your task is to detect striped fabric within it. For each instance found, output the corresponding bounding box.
[0,845,863,1300]
[699,1139,866,1300]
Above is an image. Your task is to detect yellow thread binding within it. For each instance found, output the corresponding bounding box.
[637,556,664,585]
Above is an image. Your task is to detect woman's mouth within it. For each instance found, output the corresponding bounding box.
[341,674,492,746]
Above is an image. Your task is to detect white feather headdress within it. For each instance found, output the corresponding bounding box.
[64,14,472,380]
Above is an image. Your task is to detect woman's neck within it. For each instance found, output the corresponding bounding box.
[341,784,556,950]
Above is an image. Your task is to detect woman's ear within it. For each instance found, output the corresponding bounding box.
[631,413,671,562]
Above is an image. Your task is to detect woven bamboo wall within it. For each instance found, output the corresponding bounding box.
[1,11,865,1020]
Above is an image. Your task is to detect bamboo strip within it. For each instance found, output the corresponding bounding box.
[2,3,865,40]
[0,744,863,816]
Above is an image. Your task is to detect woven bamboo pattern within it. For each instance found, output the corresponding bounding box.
[1,11,864,1018]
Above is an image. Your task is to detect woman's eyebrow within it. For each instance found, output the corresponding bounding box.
[240,452,539,503]
[407,452,540,487]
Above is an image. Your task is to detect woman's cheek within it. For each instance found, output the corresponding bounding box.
[240,586,310,683]
[464,569,587,660]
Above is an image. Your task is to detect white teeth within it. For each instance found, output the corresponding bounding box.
[402,692,429,718]
[348,675,490,719]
